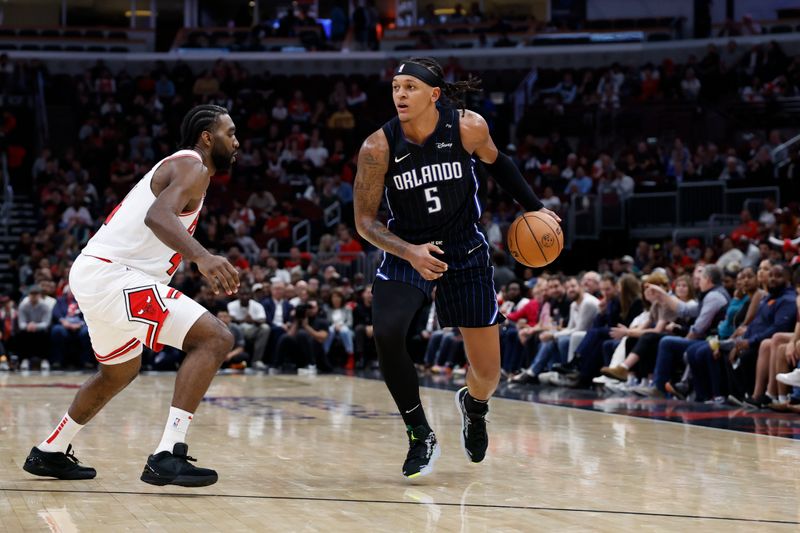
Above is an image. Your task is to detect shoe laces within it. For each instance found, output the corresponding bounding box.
[407,430,435,460]
[64,445,81,465]
[175,451,197,462]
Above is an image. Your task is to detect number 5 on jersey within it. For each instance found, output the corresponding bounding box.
[424,187,441,213]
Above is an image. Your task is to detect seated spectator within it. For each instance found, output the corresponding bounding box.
[730,210,760,241]
[499,280,540,376]
[288,90,311,123]
[323,288,355,369]
[561,273,643,387]
[17,285,52,370]
[635,265,730,397]
[480,210,503,251]
[226,286,271,370]
[273,299,329,372]
[304,138,329,168]
[540,186,561,212]
[565,166,592,196]
[217,310,249,370]
[336,224,363,268]
[50,287,91,369]
[0,294,17,370]
[262,281,294,370]
[726,264,797,402]
[353,286,377,369]
[514,276,599,383]
[327,102,356,131]
[681,68,702,101]
[601,273,692,382]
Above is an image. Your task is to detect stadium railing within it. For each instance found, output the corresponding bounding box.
[7,32,800,76]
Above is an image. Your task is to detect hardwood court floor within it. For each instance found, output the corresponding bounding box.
[2,371,800,532]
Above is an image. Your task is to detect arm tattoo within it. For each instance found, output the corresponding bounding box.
[354,133,411,260]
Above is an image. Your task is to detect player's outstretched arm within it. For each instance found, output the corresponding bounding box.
[145,157,239,295]
[460,110,561,223]
[354,130,447,280]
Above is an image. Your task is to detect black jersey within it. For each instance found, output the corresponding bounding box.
[381,107,482,249]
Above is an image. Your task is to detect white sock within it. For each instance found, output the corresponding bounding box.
[155,406,193,454]
[38,412,84,453]
[779,395,789,404]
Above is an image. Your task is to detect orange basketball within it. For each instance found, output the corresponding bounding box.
[507,212,563,268]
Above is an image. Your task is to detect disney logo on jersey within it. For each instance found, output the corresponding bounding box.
[436,142,453,149]
[392,161,463,191]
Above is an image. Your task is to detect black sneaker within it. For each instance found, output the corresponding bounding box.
[140,443,218,487]
[552,361,579,375]
[402,425,440,479]
[455,386,488,463]
[23,445,96,480]
[744,394,772,410]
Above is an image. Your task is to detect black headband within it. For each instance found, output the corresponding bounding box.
[393,62,444,88]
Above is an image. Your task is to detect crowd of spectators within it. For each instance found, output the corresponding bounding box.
[0,44,799,406]
[492,235,800,411]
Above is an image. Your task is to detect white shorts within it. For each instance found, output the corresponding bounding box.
[69,254,208,365]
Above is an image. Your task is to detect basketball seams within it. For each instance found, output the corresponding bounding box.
[521,213,550,266]
[511,218,533,267]
[532,212,563,251]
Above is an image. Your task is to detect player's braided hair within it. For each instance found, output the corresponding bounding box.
[179,104,228,149]
[405,57,482,115]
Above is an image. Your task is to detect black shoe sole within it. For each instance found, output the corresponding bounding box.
[140,470,218,487]
[23,461,96,480]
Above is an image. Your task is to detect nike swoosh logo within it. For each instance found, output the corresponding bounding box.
[404,404,420,414]
[395,154,410,163]
[467,244,482,255]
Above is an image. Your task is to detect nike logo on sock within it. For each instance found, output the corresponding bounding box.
[395,153,410,163]
[404,404,420,414]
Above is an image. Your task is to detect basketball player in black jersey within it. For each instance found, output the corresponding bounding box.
[354,57,560,478]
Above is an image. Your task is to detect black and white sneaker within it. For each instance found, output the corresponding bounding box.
[402,425,440,479]
[23,445,97,480]
[455,386,488,463]
[140,443,218,487]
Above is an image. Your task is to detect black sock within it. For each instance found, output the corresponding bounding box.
[402,403,430,430]
[373,280,431,431]
[465,392,489,416]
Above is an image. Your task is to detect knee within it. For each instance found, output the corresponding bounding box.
[215,327,235,358]
[198,319,235,362]
[471,362,501,385]
[51,325,67,339]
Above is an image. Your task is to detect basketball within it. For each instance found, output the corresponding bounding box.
[507,212,563,268]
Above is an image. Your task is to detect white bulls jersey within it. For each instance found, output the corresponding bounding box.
[82,149,204,285]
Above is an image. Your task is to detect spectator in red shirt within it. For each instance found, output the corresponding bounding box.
[731,209,760,241]
[284,246,312,270]
[336,224,362,265]
[670,244,694,275]
[264,207,291,244]
[228,246,251,271]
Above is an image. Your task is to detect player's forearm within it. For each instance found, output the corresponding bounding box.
[356,218,412,261]
[145,208,209,262]
[483,153,543,212]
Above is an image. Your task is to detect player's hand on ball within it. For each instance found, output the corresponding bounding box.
[197,253,240,295]
[407,243,448,281]
[537,207,561,223]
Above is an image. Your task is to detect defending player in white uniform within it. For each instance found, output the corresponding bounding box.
[23,105,241,487]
